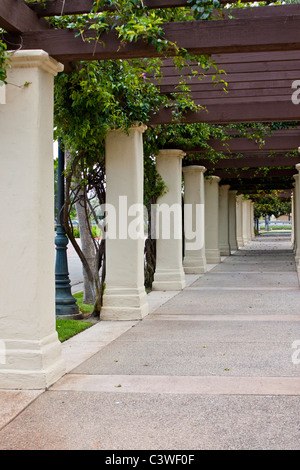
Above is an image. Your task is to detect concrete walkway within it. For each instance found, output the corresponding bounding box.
[1,234,300,450]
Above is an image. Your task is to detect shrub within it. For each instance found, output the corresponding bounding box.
[69,226,102,239]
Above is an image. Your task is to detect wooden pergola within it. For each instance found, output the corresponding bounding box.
[2,0,300,195]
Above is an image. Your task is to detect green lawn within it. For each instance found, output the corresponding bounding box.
[56,291,94,342]
[73,291,95,314]
[56,318,93,342]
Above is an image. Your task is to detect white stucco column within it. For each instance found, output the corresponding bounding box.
[291,188,295,250]
[293,180,298,254]
[0,51,66,389]
[101,124,149,320]
[205,176,221,264]
[246,200,252,241]
[236,194,244,248]
[218,185,231,256]
[248,200,253,241]
[294,169,300,265]
[250,201,255,239]
[152,149,186,290]
[228,190,238,251]
[242,198,250,244]
[182,165,207,274]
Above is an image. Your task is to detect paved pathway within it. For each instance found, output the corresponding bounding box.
[1,234,300,450]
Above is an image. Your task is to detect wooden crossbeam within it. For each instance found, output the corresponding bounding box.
[29,0,274,17]
[240,189,292,196]
[29,0,188,16]
[157,61,300,79]
[29,2,300,18]
[6,15,300,62]
[163,79,297,93]
[154,70,300,87]
[209,51,300,65]
[149,98,300,124]
[0,0,50,33]
[228,186,293,192]
[189,89,292,100]
[185,133,300,154]
[184,156,300,170]
[211,169,296,179]
[220,179,294,190]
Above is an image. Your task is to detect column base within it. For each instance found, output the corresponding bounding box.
[101,287,149,321]
[0,333,66,390]
[219,245,231,256]
[205,249,221,264]
[229,242,238,251]
[183,256,207,274]
[237,238,244,248]
[295,249,300,264]
[152,269,186,291]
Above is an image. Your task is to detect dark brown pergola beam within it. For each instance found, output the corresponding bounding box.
[220,176,294,183]
[190,89,292,100]
[245,190,292,197]
[161,79,298,93]
[6,15,300,62]
[220,180,294,190]
[0,0,51,33]
[211,169,296,179]
[184,133,300,154]
[163,50,300,66]
[230,188,293,193]
[184,156,300,170]
[29,0,191,16]
[195,51,300,65]
[149,99,300,124]
[232,188,293,193]
[154,71,300,87]
[29,0,282,17]
[217,128,300,138]
[158,61,300,78]
[195,97,297,106]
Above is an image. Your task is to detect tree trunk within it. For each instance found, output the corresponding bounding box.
[65,148,97,305]
[75,193,96,304]
[63,148,106,318]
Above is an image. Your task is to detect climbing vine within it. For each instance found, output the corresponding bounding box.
[0,37,7,84]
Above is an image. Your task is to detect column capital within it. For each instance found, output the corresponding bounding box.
[129,122,148,133]
[229,189,238,195]
[8,50,64,76]
[296,163,300,172]
[205,175,221,184]
[157,149,186,159]
[107,122,147,136]
[220,184,231,191]
[182,165,206,174]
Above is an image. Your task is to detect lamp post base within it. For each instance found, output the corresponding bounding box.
[55,224,81,319]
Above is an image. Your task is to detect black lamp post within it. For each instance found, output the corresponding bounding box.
[55,139,81,318]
